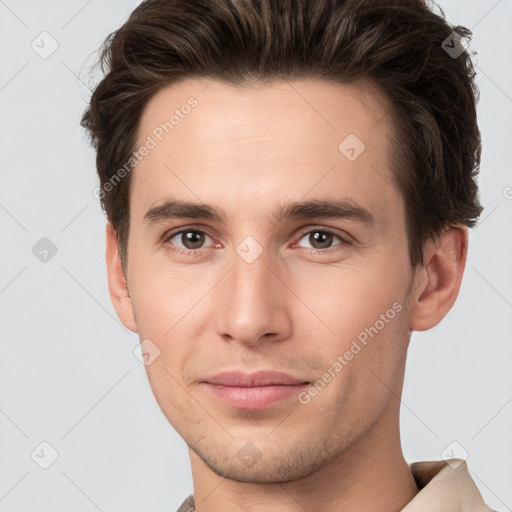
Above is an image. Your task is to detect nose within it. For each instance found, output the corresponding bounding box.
[213,243,293,347]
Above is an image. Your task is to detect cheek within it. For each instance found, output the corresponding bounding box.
[311,302,409,432]
[128,255,205,330]
[293,262,410,398]
[295,261,406,340]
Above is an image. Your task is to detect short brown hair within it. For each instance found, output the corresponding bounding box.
[81,0,483,272]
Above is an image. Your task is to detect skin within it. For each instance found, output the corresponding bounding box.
[105,78,468,511]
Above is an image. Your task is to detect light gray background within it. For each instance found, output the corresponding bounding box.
[1,1,511,510]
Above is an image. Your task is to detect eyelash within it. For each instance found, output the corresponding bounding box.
[161,226,351,257]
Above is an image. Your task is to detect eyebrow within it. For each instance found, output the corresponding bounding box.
[143,197,376,227]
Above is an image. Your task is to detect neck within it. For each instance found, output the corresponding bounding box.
[188,402,419,512]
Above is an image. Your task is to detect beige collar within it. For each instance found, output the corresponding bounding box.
[402,459,494,511]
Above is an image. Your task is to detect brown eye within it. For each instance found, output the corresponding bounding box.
[181,230,205,249]
[310,231,334,249]
[296,229,348,251]
[165,229,214,251]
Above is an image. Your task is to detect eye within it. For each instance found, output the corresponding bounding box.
[163,228,216,253]
[295,228,349,251]
[162,226,350,257]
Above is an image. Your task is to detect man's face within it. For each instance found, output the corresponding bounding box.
[124,78,414,482]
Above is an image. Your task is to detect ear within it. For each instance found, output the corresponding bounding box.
[409,225,468,331]
[105,221,138,333]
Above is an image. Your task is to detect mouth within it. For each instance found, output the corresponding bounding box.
[202,370,310,410]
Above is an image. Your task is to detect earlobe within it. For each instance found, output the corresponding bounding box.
[105,222,138,333]
[409,226,468,332]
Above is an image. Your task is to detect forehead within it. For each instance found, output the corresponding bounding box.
[131,78,400,224]
[136,77,393,152]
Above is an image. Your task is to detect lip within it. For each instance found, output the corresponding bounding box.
[202,371,309,410]
[204,370,308,387]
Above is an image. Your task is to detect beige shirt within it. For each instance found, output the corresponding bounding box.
[177,459,495,511]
